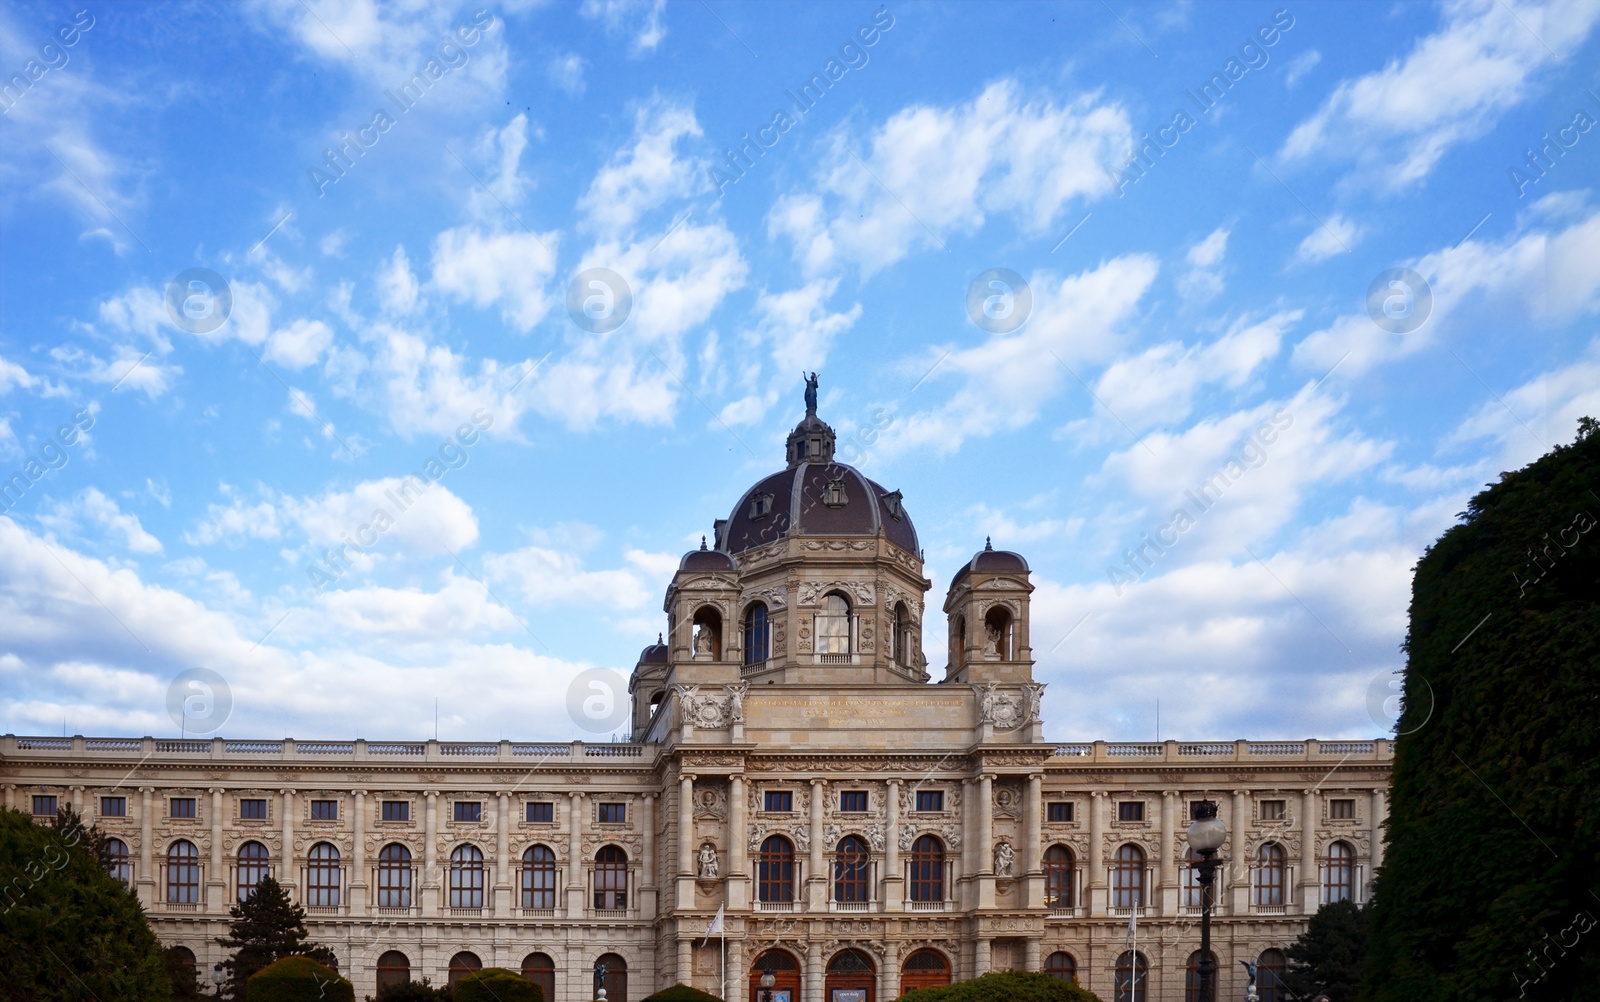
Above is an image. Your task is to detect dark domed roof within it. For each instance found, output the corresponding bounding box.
[638,634,668,664]
[680,537,737,572]
[950,538,1028,588]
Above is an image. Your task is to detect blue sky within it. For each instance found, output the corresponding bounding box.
[1,0,1597,744]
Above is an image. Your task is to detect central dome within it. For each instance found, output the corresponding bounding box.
[717,377,918,556]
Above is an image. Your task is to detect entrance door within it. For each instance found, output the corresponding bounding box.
[899,949,951,992]
[824,949,875,1002]
[749,949,801,1002]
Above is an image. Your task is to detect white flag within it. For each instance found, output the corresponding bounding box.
[700,904,725,946]
[1125,904,1137,946]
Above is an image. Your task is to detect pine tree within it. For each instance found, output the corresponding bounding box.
[1284,900,1368,1001]
[216,875,337,1000]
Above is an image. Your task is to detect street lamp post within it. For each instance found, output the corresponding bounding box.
[1186,799,1228,1002]
[210,963,226,997]
[760,966,775,1002]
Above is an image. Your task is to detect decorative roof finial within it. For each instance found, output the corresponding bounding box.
[803,371,819,416]
[985,536,993,551]
[658,632,663,644]
[700,535,707,550]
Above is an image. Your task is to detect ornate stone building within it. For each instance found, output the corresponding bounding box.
[1,395,1392,1002]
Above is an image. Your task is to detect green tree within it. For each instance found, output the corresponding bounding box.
[0,805,172,1002]
[454,968,541,1002]
[1285,900,1368,1001]
[1365,418,1600,1001]
[897,970,1103,1001]
[640,986,723,1002]
[217,875,337,1001]
[165,946,208,1001]
[246,956,353,1002]
[367,979,451,1002]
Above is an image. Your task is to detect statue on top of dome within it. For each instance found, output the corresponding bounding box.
[803,371,819,415]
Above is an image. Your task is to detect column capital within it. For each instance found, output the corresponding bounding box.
[210,787,226,795]
[1162,790,1179,799]
[424,789,437,800]
[1232,789,1248,797]
[681,773,697,784]
[810,778,825,788]
[887,778,904,788]
[352,789,368,797]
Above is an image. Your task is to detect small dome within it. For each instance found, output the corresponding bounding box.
[680,537,737,572]
[638,634,668,664]
[950,537,1028,589]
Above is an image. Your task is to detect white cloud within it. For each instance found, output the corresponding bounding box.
[771,80,1133,276]
[577,99,704,236]
[717,279,861,427]
[283,476,479,562]
[187,487,283,546]
[430,228,559,332]
[1448,339,1600,470]
[579,0,667,54]
[0,355,37,395]
[378,246,421,314]
[1284,49,1321,87]
[38,488,162,554]
[1280,0,1600,188]
[486,544,655,608]
[548,53,587,95]
[265,319,335,370]
[1294,214,1362,263]
[1178,227,1229,301]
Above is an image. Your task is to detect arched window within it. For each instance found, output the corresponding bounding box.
[1185,950,1218,1002]
[448,952,482,987]
[522,845,557,910]
[1112,844,1145,909]
[1114,950,1147,1002]
[743,603,770,665]
[449,844,484,909]
[749,950,800,1002]
[166,840,200,903]
[891,601,911,666]
[951,615,966,668]
[900,949,951,990]
[1182,847,1204,908]
[758,835,795,903]
[237,841,269,901]
[169,946,197,970]
[594,845,628,910]
[1044,951,1077,984]
[1258,949,1288,1002]
[377,843,412,908]
[1255,842,1286,907]
[104,837,130,887]
[909,835,945,902]
[1324,840,1354,904]
[816,593,852,655]
[833,835,870,903]
[376,951,410,992]
[307,842,340,907]
[596,953,627,1002]
[983,606,1013,660]
[1044,844,1074,908]
[825,949,874,1000]
[521,952,555,999]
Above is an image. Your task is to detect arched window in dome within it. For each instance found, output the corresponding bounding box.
[891,601,914,667]
[692,607,721,661]
[983,606,1013,661]
[743,602,770,665]
[816,592,852,657]
[950,615,966,669]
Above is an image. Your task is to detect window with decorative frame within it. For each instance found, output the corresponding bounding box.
[764,790,793,813]
[522,845,557,909]
[1047,801,1073,823]
[1328,797,1356,820]
[596,802,626,824]
[1322,840,1355,904]
[381,800,409,822]
[526,801,554,824]
[449,845,485,908]
[32,795,57,816]
[1117,801,1145,823]
[1111,844,1145,908]
[237,841,269,901]
[839,790,868,813]
[1255,842,1286,907]
[378,843,412,908]
[1259,799,1287,822]
[757,835,795,903]
[593,845,628,910]
[306,842,341,907]
[101,796,126,818]
[909,835,944,902]
[815,592,853,655]
[170,797,196,819]
[453,801,482,823]
[166,840,200,903]
[834,836,870,903]
[240,798,267,820]
[1044,845,1074,908]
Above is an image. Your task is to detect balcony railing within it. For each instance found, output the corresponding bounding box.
[1049,739,1390,763]
[1,735,660,765]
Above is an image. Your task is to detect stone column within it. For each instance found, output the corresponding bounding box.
[730,774,749,909]
[1025,773,1044,909]
[974,937,991,977]
[351,790,367,913]
[1229,789,1249,915]
[728,937,745,1002]
[642,793,658,918]
[805,944,824,1002]
[208,788,226,913]
[807,778,826,909]
[1087,791,1105,917]
[1300,788,1319,914]
[884,779,903,912]
[678,774,696,910]
[422,791,438,917]
[137,787,154,907]
[678,938,692,989]
[977,774,995,908]
[494,791,511,916]
[281,789,296,903]
[568,791,586,915]
[1,784,13,811]
[1024,938,1041,974]
[1159,791,1177,916]
[1369,787,1386,900]
[881,940,902,1000]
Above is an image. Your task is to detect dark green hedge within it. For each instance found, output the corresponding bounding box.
[641,985,723,1002]
[898,971,1103,1002]
[246,955,354,1002]
[453,968,541,1002]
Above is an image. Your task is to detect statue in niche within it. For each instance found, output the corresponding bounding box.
[983,620,1002,658]
[694,624,717,659]
[994,841,1015,878]
[698,842,720,879]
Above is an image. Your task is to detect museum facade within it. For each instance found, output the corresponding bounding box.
[0,398,1392,1002]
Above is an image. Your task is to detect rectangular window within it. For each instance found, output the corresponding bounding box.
[915,790,944,813]
[240,799,267,820]
[1260,799,1287,821]
[527,802,554,823]
[310,800,338,821]
[597,802,627,824]
[101,796,127,818]
[839,791,868,813]
[32,795,58,816]
[1047,801,1073,823]
[765,791,793,813]
[454,801,482,823]
[381,801,410,822]
[1117,801,1145,823]
[171,798,196,819]
[1329,798,1356,820]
